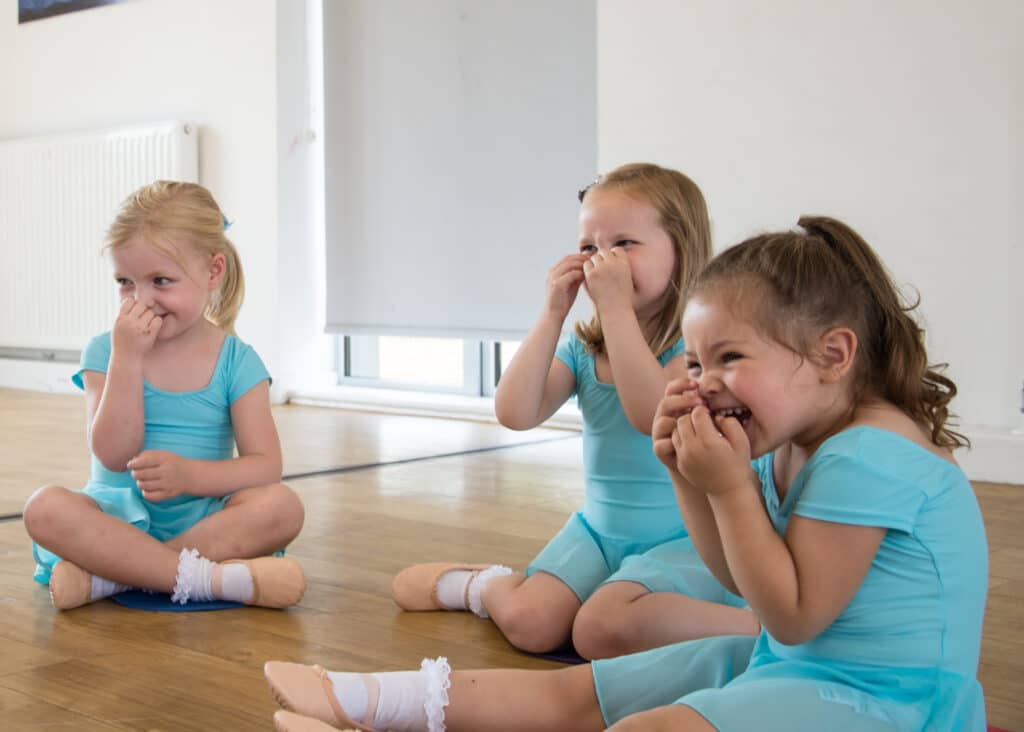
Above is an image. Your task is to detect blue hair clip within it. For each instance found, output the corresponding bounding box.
[222,215,233,231]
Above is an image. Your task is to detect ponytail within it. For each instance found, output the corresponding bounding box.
[107,180,246,336]
[693,216,967,448]
[206,237,245,335]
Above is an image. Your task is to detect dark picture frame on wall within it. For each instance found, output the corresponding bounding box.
[18,0,128,24]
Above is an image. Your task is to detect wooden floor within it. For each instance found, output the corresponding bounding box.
[0,387,1021,731]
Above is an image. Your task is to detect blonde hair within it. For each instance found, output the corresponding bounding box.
[106,180,245,335]
[691,216,966,449]
[575,163,712,356]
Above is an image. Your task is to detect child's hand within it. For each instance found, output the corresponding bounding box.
[652,379,705,472]
[128,450,193,501]
[672,405,756,496]
[112,298,163,359]
[583,248,633,314]
[545,253,588,319]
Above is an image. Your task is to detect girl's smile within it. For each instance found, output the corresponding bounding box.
[682,296,836,458]
[111,236,219,342]
[577,188,676,320]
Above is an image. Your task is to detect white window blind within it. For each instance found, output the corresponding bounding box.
[322,0,597,340]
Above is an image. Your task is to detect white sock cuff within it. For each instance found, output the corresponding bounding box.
[466,565,512,618]
[420,656,452,732]
[170,548,215,605]
[90,575,128,601]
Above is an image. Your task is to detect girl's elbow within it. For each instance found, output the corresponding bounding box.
[494,403,533,431]
[766,627,807,646]
[268,456,284,482]
[92,445,130,473]
[763,616,824,646]
[626,411,654,435]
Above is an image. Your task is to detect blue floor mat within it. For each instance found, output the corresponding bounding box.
[111,590,244,612]
[530,644,586,664]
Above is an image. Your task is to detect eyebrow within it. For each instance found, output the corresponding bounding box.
[684,339,743,358]
[578,232,638,245]
[113,271,172,280]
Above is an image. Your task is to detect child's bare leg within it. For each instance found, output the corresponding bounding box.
[25,484,305,609]
[445,666,605,732]
[265,659,605,731]
[165,482,304,560]
[24,485,178,591]
[607,704,714,732]
[482,571,581,653]
[572,581,759,660]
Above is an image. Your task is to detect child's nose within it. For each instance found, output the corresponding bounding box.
[696,371,721,397]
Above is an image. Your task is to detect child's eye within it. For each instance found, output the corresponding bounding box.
[153,277,173,286]
[613,240,636,248]
[686,361,702,375]
[115,278,132,288]
[722,352,742,363]
[579,244,596,254]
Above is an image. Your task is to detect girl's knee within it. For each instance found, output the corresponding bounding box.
[266,482,304,538]
[572,599,636,660]
[22,485,71,539]
[236,483,303,542]
[497,597,573,653]
[609,705,711,732]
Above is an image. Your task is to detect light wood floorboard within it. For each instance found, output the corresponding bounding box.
[0,389,1021,730]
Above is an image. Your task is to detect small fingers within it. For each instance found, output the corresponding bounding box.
[652,414,678,442]
[715,413,748,451]
[130,467,160,482]
[652,436,676,463]
[138,486,165,502]
[127,451,158,470]
[691,405,726,445]
[555,270,585,289]
[664,377,697,398]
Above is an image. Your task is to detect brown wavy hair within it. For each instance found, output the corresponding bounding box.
[105,180,245,335]
[690,216,966,448]
[575,163,712,357]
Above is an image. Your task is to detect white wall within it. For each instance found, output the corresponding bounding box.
[0,0,281,387]
[275,0,336,391]
[1,0,1019,481]
[598,0,1023,481]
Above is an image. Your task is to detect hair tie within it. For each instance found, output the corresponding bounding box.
[222,215,233,231]
[577,175,602,203]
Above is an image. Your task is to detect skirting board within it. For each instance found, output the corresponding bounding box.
[3,360,1021,484]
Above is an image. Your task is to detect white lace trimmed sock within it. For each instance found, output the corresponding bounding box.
[170,548,216,604]
[337,656,450,732]
[465,565,512,619]
[435,570,474,610]
[324,671,371,722]
[215,562,255,604]
[90,575,130,601]
[418,656,452,732]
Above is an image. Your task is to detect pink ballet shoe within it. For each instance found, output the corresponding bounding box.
[265,662,379,731]
[273,710,362,732]
[222,556,306,608]
[391,562,491,611]
[48,561,93,610]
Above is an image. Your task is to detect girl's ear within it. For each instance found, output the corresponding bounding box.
[207,252,227,290]
[818,327,857,383]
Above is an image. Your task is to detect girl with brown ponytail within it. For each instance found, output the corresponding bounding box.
[262,216,987,732]
[25,181,307,612]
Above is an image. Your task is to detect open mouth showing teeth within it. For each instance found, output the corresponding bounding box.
[712,406,752,426]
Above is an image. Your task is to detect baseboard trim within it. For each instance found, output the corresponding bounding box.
[3,363,1020,484]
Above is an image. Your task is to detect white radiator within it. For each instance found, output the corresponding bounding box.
[0,121,198,354]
